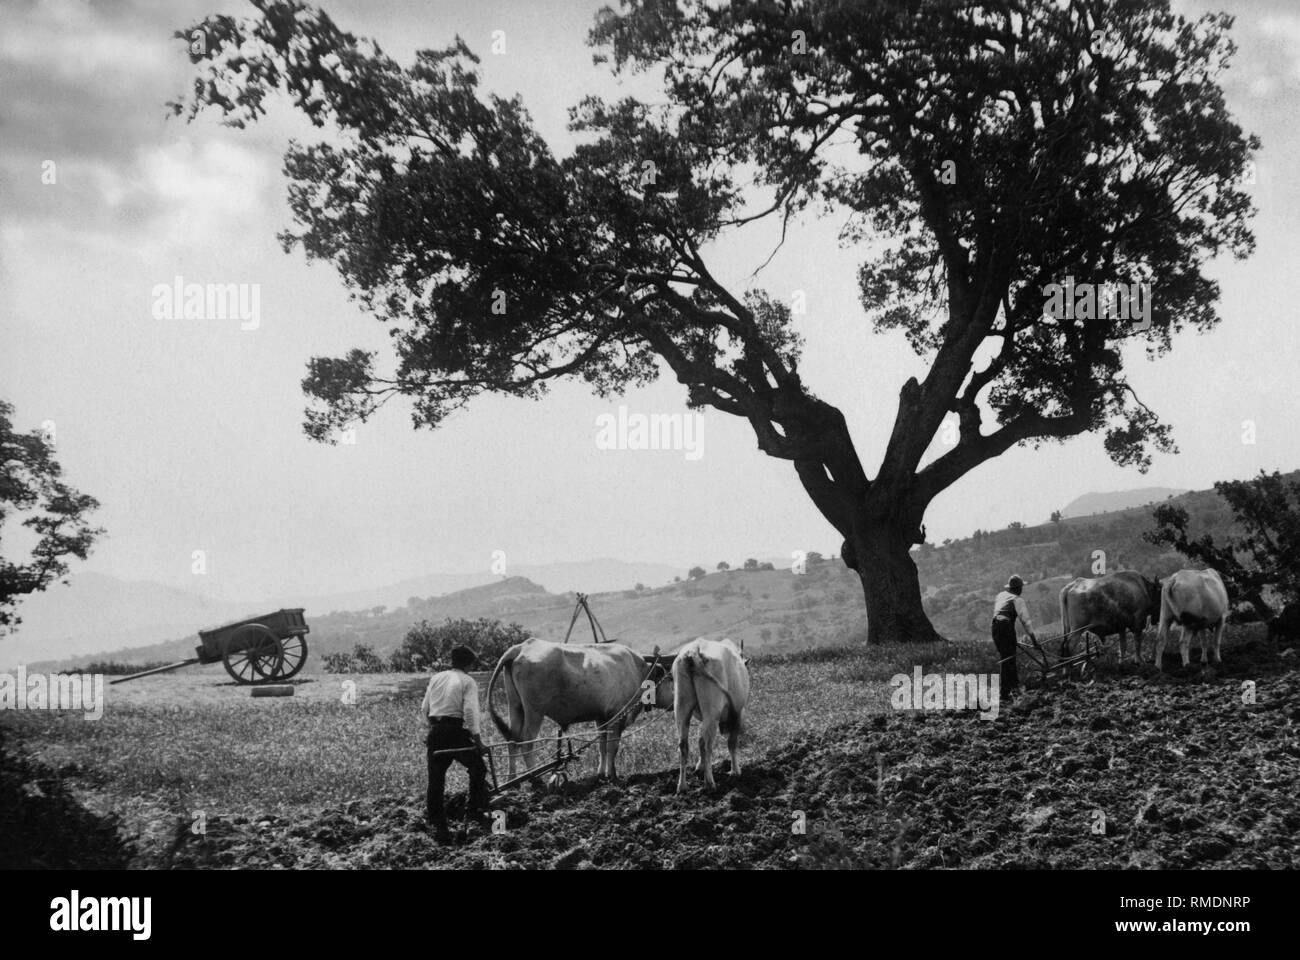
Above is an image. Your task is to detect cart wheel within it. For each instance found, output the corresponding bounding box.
[274,634,308,680]
[1076,658,1097,685]
[223,624,284,684]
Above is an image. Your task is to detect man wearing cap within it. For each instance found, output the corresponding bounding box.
[991,575,1036,697]
[421,645,490,842]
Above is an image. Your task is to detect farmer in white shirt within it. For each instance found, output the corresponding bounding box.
[421,645,490,842]
[991,575,1036,696]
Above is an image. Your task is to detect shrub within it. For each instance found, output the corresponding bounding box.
[321,643,386,673]
[388,617,530,672]
[321,650,356,673]
[352,643,385,672]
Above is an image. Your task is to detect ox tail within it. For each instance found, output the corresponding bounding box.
[682,646,705,687]
[680,646,700,705]
[487,644,522,741]
[683,648,741,733]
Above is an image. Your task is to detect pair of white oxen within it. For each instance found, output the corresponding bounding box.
[1059,567,1231,668]
[486,637,750,792]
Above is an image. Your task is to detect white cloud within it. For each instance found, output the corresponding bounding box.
[139,138,267,209]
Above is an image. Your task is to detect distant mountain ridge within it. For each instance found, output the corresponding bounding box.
[1060,487,1187,519]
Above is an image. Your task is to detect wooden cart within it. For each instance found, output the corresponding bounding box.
[110,608,310,685]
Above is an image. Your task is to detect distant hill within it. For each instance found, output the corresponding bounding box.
[0,572,254,669]
[281,558,684,616]
[14,474,1292,672]
[25,569,869,670]
[1060,487,1187,519]
[0,558,680,669]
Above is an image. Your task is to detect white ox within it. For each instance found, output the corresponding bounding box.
[487,639,672,780]
[673,638,751,793]
[1155,568,1230,670]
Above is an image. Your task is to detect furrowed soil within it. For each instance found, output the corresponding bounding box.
[4,636,1297,869]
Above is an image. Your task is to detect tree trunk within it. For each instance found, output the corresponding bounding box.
[841,491,944,645]
[851,536,944,645]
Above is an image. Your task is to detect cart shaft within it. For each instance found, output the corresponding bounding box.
[109,658,201,684]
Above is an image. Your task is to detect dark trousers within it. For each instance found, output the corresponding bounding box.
[991,618,1020,693]
[425,718,488,831]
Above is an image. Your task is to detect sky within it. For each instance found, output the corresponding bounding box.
[2,0,1299,604]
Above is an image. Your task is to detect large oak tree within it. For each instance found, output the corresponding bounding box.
[173,0,1256,642]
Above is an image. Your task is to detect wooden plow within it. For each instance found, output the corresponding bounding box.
[1016,625,1109,685]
